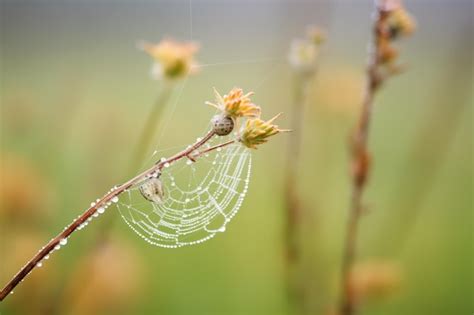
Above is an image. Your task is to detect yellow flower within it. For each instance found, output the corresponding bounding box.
[239,113,290,149]
[206,87,261,119]
[140,39,199,80]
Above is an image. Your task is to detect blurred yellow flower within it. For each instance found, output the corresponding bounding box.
[288,39,319,76]
[349,260,401,302]
[306,25,326,45]
[289,26,325,76]
[0,152,54,221]
[206,87,261,119]
[62,239,144,315]
[140,39,199,80]
[240,113,290,149]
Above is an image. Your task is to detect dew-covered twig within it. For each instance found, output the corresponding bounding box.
[0,129,216,301]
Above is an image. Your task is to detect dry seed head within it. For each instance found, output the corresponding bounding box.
[239,113,290,149]
[211,114,235,136]
[139,39,199,80]
[206,87,261,119]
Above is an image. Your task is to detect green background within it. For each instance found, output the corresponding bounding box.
[1,1,472,314]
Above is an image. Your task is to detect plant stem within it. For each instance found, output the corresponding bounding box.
[338,2,390,314]
[0,129,216,302]
[284,73,309,311]
[195,139,236,158]
[128,85,173,174]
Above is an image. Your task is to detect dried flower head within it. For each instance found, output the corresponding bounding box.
[377,3,415,69]
[206,87,261,119]
[239,113,290,149]
[388,7,416,39]
[140,39,199,80]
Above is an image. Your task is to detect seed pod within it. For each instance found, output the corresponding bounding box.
[139,178,165,204]
[211,114,234,136]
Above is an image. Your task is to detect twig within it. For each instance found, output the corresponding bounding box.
[195,139,236,157]
[0,129,217,301]
[338,1,393,314]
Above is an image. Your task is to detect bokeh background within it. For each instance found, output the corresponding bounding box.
[0,0,472,314]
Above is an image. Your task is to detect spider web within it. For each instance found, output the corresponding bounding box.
[117,135,252,248]
[115,0,329,247]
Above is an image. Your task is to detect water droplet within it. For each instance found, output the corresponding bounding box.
[93,212,99,217]
[164,162,170,168]
[112,196,119,203]
[97,207,105,214]
[218,226,226,232]
[54,245,61,250]
[90,202,96,207]
[36,262,43,267]
[217,147,222,152]
[185,198,190,203]
[45,255,50,260]
[186,160,192,165]
[60,238,68,246]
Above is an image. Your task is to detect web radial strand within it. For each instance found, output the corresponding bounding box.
[118,139,252,248]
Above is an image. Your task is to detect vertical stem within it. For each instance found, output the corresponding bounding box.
[338,2,389,314]
[284,74,309,312]
[128,84,173,174]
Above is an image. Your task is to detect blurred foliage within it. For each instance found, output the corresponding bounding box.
[0,1,472,315]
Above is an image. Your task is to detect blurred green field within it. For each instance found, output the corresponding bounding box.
[0,1,472,315]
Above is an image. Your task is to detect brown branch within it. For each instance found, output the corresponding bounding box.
[0,129,216,302]
[338,1,393,314]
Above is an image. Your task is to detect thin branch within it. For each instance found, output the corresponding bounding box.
[284,73,310,310]
[194,139,236,158]
[127,85,174,174]
[0,129,217,301]
[338,1,392,314]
